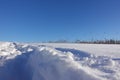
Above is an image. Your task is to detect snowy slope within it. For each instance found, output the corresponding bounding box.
[0,42,120,80]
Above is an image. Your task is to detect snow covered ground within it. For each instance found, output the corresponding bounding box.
[0,42,120,80]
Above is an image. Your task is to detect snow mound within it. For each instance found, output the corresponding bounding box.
[0,42,21,56]
[0,42,120,80]
[28,47,103,80]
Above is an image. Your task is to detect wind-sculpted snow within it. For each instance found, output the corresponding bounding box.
[0,42,120,80]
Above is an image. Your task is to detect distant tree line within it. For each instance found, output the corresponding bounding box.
[74,39,120,44]
[48,39,120,44]
[48,40,69,43]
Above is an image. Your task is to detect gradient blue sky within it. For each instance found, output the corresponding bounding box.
[0,0,120,42]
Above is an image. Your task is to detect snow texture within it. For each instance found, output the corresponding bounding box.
[0,42,120,80]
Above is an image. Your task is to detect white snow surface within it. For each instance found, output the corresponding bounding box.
[0,42,120,80]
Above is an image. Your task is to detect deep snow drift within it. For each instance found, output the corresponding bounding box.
[0,42,120,80]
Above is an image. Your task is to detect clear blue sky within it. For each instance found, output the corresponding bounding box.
[0,0,120,42]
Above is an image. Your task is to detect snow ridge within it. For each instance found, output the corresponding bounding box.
[0,42,119,80]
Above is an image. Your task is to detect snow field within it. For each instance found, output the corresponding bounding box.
[0,42,120,80]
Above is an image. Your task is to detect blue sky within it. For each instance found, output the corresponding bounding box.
[0,0,120,42]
